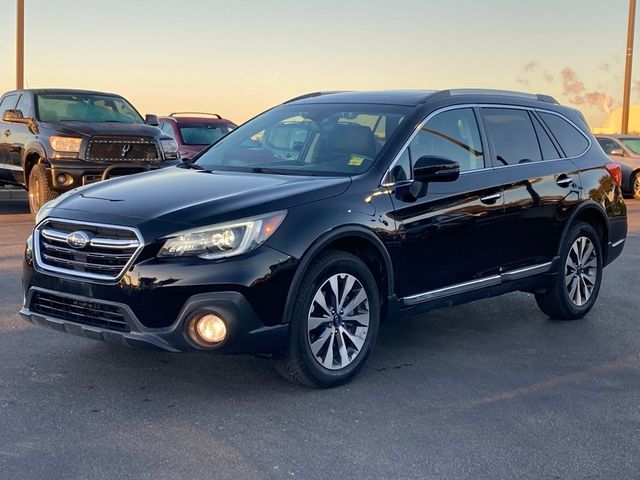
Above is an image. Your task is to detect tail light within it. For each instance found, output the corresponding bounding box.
[606,162,622,186]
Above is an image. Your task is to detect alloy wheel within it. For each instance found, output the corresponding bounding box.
[565,236,598,306]
[307,273,370,370]
[633,175,640,198]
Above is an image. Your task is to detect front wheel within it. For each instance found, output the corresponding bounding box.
[276,250,380,388]
[28,163,58,215]
[535,222,603,320]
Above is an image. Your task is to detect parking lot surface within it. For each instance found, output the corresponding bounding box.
[0,198,638,480]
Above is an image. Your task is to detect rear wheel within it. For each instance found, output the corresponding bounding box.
[276,250,380,388]
[28,163,57,215]
[631,172,640,200]
[535,222,603,320]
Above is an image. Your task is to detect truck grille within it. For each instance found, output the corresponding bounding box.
[86,137,160,163]
[30,290,130,332]
[35,219,143,281]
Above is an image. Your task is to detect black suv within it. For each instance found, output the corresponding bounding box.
[20,90,627,387]
[0,89,179,213]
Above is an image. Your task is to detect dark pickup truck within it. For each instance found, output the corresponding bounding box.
[0,89,180,213]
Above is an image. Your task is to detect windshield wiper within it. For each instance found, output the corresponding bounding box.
[179,159,209,171]
[247,166,287,174]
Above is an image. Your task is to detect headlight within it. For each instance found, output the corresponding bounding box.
[158,211,287,260]
[49,136,82,152]
[160,138,179,158]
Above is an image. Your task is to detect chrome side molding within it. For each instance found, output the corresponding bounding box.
[401,262,553,306]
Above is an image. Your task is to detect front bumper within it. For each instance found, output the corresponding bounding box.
[46,159,178,192]
[20,287,289,353]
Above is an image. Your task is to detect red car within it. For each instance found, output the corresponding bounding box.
[159,112,236,158]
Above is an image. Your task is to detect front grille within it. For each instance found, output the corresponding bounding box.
[35,219,142,281]
[30,290,130,332]
[86,137,160,162]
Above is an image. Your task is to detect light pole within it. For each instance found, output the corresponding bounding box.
[16,0,24,89]
[622,0,636,134]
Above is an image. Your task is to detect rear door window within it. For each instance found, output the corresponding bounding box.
[482,108,542,166]
[538,112,589,157]
[531,114,560,160]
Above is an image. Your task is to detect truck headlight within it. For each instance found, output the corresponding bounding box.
[49,136,82,153]
[158,211,287,260]
[160,138,179,158]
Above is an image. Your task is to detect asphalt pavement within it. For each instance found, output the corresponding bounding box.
[0,197,638,480]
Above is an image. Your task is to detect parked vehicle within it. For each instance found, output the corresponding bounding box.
[21,89,627,388]
[159,112,236,158]
[0,89,180,214]
[595,135,640,199]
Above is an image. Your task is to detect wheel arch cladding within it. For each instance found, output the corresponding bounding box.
[568,203,609,257]
[281,227,394,325]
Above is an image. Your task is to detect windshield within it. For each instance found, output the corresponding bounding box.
[194,104,409,176]
[179,124,235,145]
[36,93,144,123]
[621,138,640,154]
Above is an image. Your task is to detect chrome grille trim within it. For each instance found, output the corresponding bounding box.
[34,218,144,282]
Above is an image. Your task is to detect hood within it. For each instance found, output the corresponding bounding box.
[44,121,163,138]
[49,166,351,236]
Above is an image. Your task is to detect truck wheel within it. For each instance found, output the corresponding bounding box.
[28,163,58,215]
[276,250,380,388]
[535,222,603,320]
[631,172,640,200]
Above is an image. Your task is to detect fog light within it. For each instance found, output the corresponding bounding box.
[189,314,227,346]
[56,174,72,185]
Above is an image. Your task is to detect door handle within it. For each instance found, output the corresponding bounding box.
[3,129,10,137]
[556,175,573,187]
[480,192,501,204]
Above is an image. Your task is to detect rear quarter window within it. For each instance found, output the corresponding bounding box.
[538,112,589,158]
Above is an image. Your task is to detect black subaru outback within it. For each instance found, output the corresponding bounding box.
[20,89,628,388]
[0,89,179,213]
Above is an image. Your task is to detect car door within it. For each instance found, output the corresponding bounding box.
[481,107,582,272]
[385,106,506,300]
[0,93,19,177]
[8,93,34,184]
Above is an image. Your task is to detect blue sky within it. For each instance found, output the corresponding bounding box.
[0,0,637,127]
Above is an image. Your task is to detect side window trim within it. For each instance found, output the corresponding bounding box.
[381,103,593,185]
[381,104,488,186]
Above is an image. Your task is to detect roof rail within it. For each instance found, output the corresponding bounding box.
[169,112,222,119]
[283,91,345,104]
[429,89,559,104]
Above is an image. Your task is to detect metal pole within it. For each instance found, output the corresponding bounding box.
[16,0,24,89]
[622,0,636,134]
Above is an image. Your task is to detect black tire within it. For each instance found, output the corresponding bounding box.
[535,222,603,320]
[276,250,380,388]
[631,172,640,200]
[28,163,58,215]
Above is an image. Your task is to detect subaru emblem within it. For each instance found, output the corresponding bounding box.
[66,231,91,249]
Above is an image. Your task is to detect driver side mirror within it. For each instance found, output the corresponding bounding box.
[413,155,461,183]
[609,148,624,156]
[2,109,31,125]
[145,114,159,126]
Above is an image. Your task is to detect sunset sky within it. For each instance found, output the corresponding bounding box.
[0,0,639,129]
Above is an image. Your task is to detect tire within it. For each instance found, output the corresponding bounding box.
[535,222,603,320]
[28,163,58,215]
[631,172,640,200]
[276,250,380,388]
